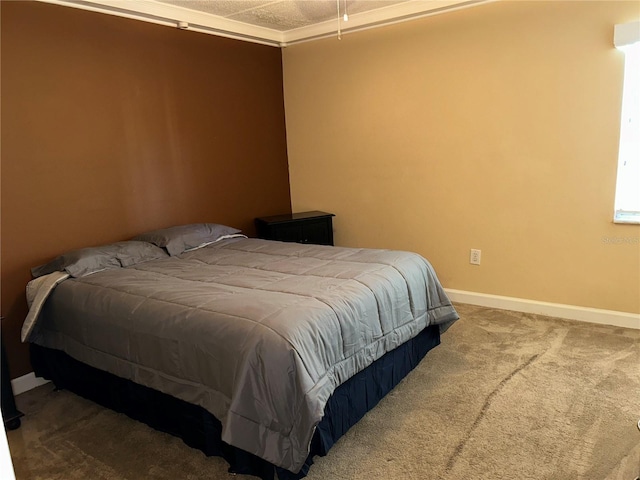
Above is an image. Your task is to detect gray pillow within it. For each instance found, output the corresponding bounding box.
[31,241,168,278]
[133,223,242,256]
[112,241,170,267]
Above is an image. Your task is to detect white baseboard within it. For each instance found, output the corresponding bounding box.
[11,373,50,396]
[445,288,640,330]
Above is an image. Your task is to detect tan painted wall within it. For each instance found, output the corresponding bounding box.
[283,1,640,314]
[1,2,291,376]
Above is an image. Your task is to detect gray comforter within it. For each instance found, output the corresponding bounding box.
[28,238,458,472]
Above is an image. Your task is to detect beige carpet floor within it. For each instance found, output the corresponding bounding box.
[7,303,640,480]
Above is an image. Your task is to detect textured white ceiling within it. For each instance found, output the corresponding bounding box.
[45,0,490,45]
[156,1,409,32]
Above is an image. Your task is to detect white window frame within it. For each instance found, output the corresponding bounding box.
[613,21,640,224]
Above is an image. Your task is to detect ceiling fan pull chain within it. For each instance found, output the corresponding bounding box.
[337,0,342,40]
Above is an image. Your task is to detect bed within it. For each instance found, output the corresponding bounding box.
[22,223,458,479]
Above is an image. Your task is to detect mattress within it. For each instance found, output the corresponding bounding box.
[26,237,458,472]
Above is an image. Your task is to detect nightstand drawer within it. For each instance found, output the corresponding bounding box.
[255,211,335,246]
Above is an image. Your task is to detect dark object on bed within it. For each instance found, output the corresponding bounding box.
[31,324,440,480]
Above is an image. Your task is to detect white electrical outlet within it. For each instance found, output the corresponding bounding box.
[470,249,481,265]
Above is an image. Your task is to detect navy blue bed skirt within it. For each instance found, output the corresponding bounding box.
[30,324,440,479]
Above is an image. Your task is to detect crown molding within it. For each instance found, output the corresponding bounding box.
[37,0,491,47]
[38,0,285,46]
[282,0,490,45]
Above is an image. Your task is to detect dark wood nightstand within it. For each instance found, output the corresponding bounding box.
[255,211,335,246]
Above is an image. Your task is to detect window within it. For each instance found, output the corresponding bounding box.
[613,22,640,224]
